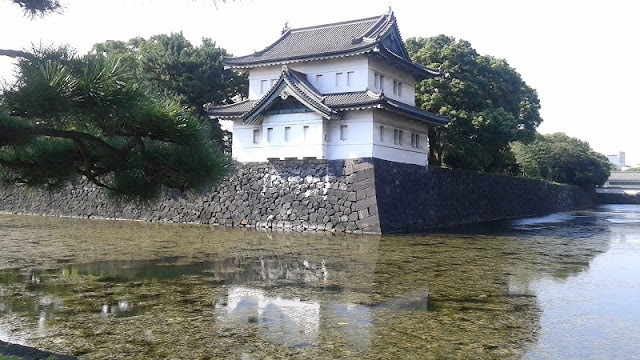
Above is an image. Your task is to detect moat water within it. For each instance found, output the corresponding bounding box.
[0,205,639,359]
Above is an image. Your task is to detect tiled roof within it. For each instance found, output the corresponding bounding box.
[324,91,450,126]
[204,99,256,119]
[222,12,440,80]
[207,67,450,127]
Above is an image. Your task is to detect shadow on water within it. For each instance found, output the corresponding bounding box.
[0,205,634,359]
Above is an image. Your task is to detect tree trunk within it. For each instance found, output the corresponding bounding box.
[428,127,443,166]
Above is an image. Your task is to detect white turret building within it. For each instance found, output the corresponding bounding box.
[207,12,449,166]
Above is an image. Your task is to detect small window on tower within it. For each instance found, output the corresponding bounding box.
[303,125,309,140]
[340,125,348,141]
[253,129,260,144]
[284,127,291,142]
[260,79,267,94]
[336,72,343,87]
[267,127,273,142]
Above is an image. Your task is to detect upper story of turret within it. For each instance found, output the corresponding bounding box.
[221,12,441,106]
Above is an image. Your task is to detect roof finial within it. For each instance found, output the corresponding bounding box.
[281,20,290,35]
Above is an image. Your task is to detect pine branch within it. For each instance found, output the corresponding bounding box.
[0,48,35,60]
[1,122,124,161]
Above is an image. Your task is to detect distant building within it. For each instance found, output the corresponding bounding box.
[607,151,629,171]
[206,12,450,166]
[602,171,640,189]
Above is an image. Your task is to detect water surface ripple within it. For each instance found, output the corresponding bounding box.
[0,205,638,359]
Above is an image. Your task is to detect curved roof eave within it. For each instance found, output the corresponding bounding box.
[373,46,441,79]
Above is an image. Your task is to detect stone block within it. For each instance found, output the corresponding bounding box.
[353,178,375,192]
[345,222,358,231]
[352,162,372,172]
[355,196,377,211]
[356,170,368,182]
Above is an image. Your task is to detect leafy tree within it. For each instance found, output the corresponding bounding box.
[0,45,232,202]
[406,35,542,173]
[91,33,247,151]
[512,133,610,187]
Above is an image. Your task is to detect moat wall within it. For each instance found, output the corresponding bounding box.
[0,159,597,233]
[596,190,640,205]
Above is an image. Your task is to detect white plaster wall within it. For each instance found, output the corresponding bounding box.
[231,112,325,162]
[231,109,429,165]
[247,57,370,99]
[291,57,369,94]
[367,57,416,106]
[371,111,429,166]
[230,120,264,162]
[262,112,325,160]
[248,66,282,100]
[325,110,374,160]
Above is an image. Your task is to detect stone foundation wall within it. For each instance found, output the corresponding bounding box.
[372,159,597,233]
[0,159,597,233]
[596,191,640,204]
[0,159,381,233]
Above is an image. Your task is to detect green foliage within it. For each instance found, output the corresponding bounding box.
[406,35,542,173]
[0,45,232,202]
[512,133,610,187]
[91,33,247,151]
[0,355,23,360]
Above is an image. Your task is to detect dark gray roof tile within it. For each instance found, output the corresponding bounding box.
[222,12,440,80]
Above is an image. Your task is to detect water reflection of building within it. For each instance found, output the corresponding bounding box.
[215,286,321,347]
[214,285,373,350]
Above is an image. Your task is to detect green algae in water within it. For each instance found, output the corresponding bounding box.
[0,209,629,359]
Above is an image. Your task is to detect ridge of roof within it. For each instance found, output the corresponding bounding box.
[286,14,384,35]
[360,12,394,42]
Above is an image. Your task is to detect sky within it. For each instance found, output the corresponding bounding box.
[1,0,639,165]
